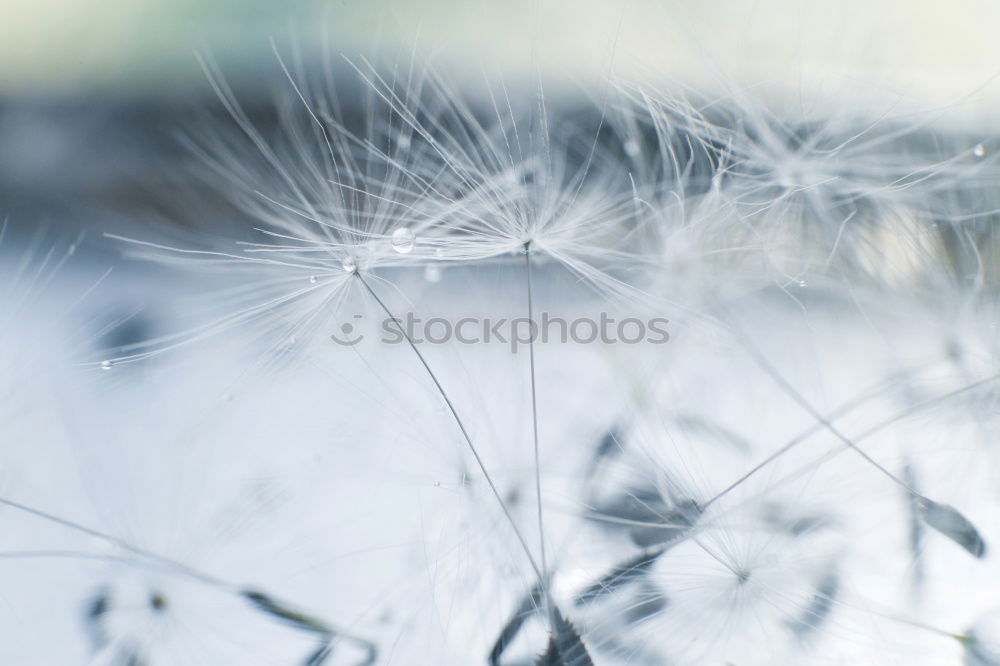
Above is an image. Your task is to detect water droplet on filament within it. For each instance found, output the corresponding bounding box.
[391,227,416,254]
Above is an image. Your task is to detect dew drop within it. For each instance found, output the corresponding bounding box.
[797,280,807,288]
[391,227,415,254]
[309,275,318,284]
[623,139,640,157]
[424,265,442,283]
[341,256,357,272]
[974,144,986,158]
[100,360,113,370]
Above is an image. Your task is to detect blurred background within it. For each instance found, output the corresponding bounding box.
[1,4,999,664]
[2,0,1000,239]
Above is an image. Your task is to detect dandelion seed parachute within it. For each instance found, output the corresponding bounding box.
[11,41,1000,666]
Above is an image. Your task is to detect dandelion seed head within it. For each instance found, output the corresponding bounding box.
[641,519,843,663]
[20,44,1000,666]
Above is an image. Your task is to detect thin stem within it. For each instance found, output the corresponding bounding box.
[703,432,818,511]
[524,242,548,581]
[0,497,225,588]
[728,318,915,494]
[703,372,899,510]
[704,366,1000,511]
[354,271,544,582]
[758,349,911,491]
[0,499,376,653]
[847,596,968,643]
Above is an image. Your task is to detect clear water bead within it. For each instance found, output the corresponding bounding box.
[623,139,640,157]
[341,256,357,272]
[424,265,442,283]
[391,227,416,254]
[309,275,318,284]
[100,360,113,370]
[974,144,986,157]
